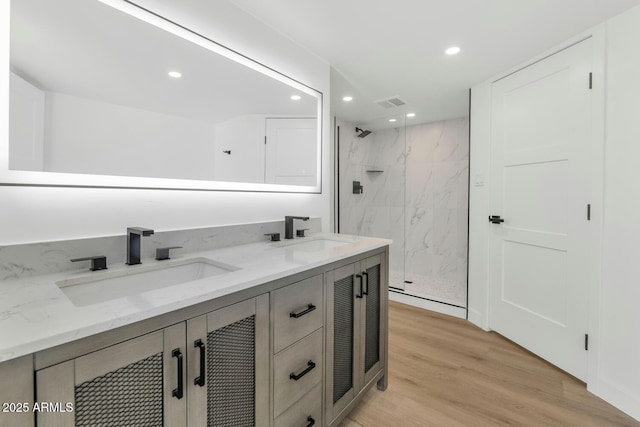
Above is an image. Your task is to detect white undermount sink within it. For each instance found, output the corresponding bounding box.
[57,258,239,307]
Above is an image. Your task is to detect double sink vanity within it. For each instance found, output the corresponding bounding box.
[0,220,390,427]
[3,0,388,424]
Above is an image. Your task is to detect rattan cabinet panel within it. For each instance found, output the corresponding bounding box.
[325,254,387,427]
[36,326,186,427]
[35,296,269,427]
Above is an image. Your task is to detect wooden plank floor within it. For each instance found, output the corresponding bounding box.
[341,301,640,427]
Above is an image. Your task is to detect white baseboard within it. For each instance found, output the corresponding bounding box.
[389,291,467,319]
[589,378,640,422]
[467,308,489,331]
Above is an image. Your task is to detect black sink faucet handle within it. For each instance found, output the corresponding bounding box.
[264,233,281,242]
[296,229,310,238]
[71,255,108,271]
[156,246,183,260]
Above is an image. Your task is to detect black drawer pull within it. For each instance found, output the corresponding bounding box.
[289,360,316,381]
[356,274,363,299]
[290,304,316,318]
[172,348,184,399]
[194,339,205,387]
[306,416,316,427]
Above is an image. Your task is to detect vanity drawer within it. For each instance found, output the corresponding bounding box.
[274,328,323,417]
[274,382,322,427]
[273,274,323,353]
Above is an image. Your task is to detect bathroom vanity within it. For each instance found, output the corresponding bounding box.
[0,231,389,427]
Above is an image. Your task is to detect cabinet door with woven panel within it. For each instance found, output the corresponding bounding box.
[36,324,187,427]
[186,294,269,427]
[325,253,388,427]
[324,262,361,425]
[359,254,385,387]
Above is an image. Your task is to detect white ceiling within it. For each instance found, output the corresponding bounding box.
[228,0,640,126]
[11,0,317,125]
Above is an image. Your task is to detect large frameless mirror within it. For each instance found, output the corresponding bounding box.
[3,0,322,192]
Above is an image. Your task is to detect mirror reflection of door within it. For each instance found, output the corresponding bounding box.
[265,118,317,186]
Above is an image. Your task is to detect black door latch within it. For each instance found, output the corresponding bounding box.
[488,215,505,224]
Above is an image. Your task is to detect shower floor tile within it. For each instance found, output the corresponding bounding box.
[390,270,467,308]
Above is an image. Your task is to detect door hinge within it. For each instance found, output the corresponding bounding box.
[589,72,593,90]
[264,136,267,144]
[587,204,591,221]
[585,334,589,351]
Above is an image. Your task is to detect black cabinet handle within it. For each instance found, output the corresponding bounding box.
[362,272,369,296]
[289,360,316,381]
[306,416,316,427]
[194,339,205,387]
[356,274,363,299]
[290,304,316,318]
[172,348,184,399]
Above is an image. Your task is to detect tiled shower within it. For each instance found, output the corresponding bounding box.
[337,117,469,309]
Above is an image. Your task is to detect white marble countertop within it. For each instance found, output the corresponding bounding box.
[0,233,390,362]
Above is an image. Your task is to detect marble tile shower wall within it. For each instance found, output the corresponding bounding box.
[339,118,469,306]
[338,123,406,279]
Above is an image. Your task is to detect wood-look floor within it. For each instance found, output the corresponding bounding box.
[340,301,639,427]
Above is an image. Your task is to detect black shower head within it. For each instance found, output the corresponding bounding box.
[355,127,371,138]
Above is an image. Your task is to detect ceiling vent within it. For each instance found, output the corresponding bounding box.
[374,97,406,109]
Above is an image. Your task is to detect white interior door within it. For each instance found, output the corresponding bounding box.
[265,118,317,186]
[489,39,592,380]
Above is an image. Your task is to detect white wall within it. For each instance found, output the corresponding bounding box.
[467,82,491,328]
[8,72,44,171]
[590,6,640,420]
[45,92,217,181]
[469,6,640,421]
[0,0,331,244]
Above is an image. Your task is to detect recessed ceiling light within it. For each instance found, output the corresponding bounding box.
[343,96,353,102]
[406,113,416,118]
[291,95,301,101]
[389,118,397,123]
[168,71,182,78]
[445,46,461,55]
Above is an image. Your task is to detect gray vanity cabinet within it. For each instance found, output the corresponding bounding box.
[35,295,269,427]
[36,323,186,426]
[13,245,389,427]
[271,274,324,427]
[186,294,269,427]
[324,254,388,427]
[0,355,35,427]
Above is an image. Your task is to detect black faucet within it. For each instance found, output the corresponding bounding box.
[126,227,154,265]
[284,216,309,239]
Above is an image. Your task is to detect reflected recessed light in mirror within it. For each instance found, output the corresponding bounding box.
[406,113,416,118]
[445,46,461,55]
[343,96,353,102]
[168,71,182,78]
[290,95,301,101]
[389,118,397,123]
